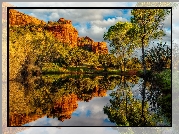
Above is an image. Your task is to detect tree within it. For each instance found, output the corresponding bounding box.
[144,42,171,72]
[98,54,109,71]
[9,24,65,80]
[126,57,142,70]
[104,89,157,126]
[69,48,84,68]
[103,22,137,72]
[130,9,171,76]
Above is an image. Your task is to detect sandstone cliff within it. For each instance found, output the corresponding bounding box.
[46,18,108,54]
[9,9,108,54]
[45,18,78,48]
[77,36,108,54]
[9,9,46,26]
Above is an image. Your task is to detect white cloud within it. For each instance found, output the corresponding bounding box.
[163,12,171,29]
[74,16,128,42]
[91,17,128,28]
[49,12,60,21]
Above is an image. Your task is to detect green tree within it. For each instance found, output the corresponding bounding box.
[104,89,157,126]
[130,9,171,76]
[103,22,136,72]
[9,24,63,80]
[144,42,171,72]
[126,57,141,70]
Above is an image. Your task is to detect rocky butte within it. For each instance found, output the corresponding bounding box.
[9,9,46,26]
[9,9,108,54]
[46,18,108,54]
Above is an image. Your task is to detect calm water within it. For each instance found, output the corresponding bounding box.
[9,74,171,126]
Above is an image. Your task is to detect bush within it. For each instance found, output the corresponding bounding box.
[144,42,171,72]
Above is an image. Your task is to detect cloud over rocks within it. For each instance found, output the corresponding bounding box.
[76,16,128,42]
[14,8,130,43]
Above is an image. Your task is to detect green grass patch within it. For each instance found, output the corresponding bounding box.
[67,66,89,72]
[42,63,60,72]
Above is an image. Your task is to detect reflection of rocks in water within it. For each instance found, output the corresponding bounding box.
[9,93,78,125]
[9,75,118,125]
[77,85,107,102]
[9,112,45,126]
[49,85,108,121]
[92,85,107,97]
[50,93,78,122]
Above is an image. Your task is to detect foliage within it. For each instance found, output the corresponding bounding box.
[103,22,136,72]
[104,89,157,126]
[144,42,171,72]
[126,57,142,70]
[9,24,63,80]
[146,69,171,124]
[131,9,170,45]
[130,9,171,75]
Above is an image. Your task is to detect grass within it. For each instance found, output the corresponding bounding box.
[42,63,144,76]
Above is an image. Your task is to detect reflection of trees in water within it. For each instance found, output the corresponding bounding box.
[103,75,171,126]
[104,75,155,126]
[9,74,121,126]
[50,75,119,102]
[145,74,172,125]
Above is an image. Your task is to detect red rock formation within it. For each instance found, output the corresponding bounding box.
[93,42,108,54]
[46,18,78,47]
[8,8,108,54]
[46,18,108,54]
[9,9,46,26]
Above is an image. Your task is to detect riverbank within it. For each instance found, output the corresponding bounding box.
[42,63,142,76]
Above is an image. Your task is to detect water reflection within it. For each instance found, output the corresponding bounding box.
[103,75,171,126]
[9,73,171,126]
